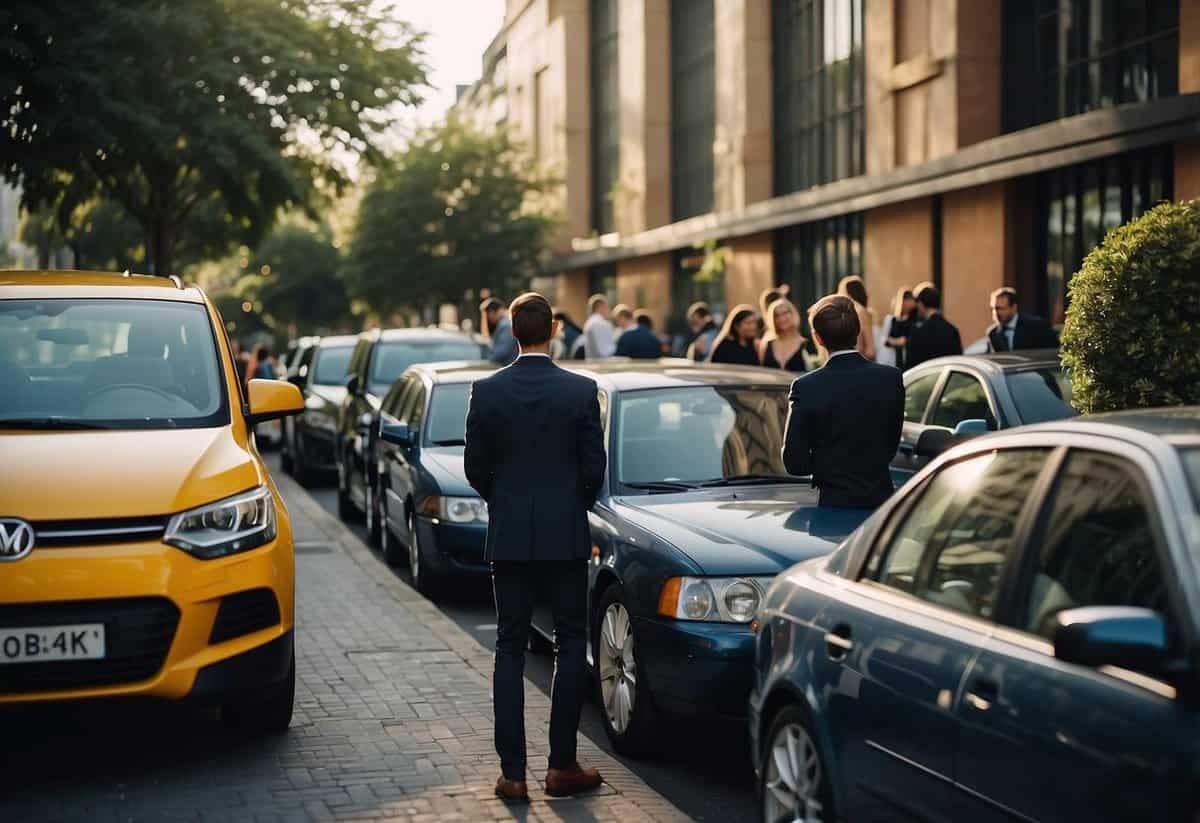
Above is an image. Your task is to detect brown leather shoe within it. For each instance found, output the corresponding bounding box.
[544,763,603,797]
[495,775,530,802]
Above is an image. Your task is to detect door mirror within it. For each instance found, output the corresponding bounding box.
[380,421,414,448]
[952,418,991,437]
[288,373,306,388]
[914,428,953,458]
[345,373,361,395]
[1053,606,1170,673]
[247,379,305,424]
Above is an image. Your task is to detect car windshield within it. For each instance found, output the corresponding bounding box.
[424,383,471,446]
[613,386,791,489]
[0,298,227,430]
[369,340,483,394]
[312,345,354,386]
[1006,367,1077,423]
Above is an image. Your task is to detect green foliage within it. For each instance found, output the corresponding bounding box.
[344,116,559,315]
[235,220,350,335]
[1060,199,1200,413]
[1,0,427,274]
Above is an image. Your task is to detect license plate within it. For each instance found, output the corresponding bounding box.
[0,624,106,664]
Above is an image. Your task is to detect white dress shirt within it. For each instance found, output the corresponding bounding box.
[583,313,616,359]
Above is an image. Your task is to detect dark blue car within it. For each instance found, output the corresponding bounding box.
[751,409,1200,822]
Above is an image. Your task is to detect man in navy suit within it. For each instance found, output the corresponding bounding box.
[464,292,607,802]
[614,310,663,359]
[783,295,904,508]
[986,287,1059,352]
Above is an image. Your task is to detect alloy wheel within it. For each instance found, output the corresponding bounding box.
[763,722,824,823]
[598,602,636,734]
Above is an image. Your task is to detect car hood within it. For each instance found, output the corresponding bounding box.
[307,384,346,408]
[0,427,262,520]
[417,447,476,498]
[613,485,871,576]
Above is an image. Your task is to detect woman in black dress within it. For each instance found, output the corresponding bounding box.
[758,297,809,373]
[708,304,761,366]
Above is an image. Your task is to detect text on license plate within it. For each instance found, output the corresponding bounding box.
[0,624,106,664]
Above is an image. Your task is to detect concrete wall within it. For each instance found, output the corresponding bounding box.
[617,0,671,234]
[864,198,935,319]
[714,0,773,213]
[942,182,1008,343]
[555,269,590,322]
[723,232,775,308]
[616,252,673,330]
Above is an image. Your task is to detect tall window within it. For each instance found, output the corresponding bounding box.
[1004,0,1179,132]
[670,0,716,221]
[591,0,620,234]
[1036,147,1172,325]
[670,247,726,341]
[772,0,865,195]
[589,263,618,307]
[775,213,863,334]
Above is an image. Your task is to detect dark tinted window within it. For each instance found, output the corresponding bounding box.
[425,384,471,446]
[382,375,412,417]
[904,371,939,423]
[1006,368,1076,423]
[931,372,997,430]
[1022,450,1167,638]
[670,0,715,220]
[312,345,354,386]
[368,340,483,394]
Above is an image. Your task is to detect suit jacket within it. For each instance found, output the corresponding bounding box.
[464,356,606,562]
[614,324,661,359]
[905,313,963,369]
[782,352,904,509]
[986,313,1059,352]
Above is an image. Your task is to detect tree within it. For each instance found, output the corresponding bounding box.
[344,116,559,316]
[1,0,426,274]
[1060,199,1200,413]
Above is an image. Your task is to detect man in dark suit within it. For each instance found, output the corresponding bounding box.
[905,285,963,369]
[614,310,663,359]
[783,295,904,508]
[464,292,607,802]
[986,287,1059,352]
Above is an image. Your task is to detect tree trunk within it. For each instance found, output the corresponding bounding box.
[145,219,175,276]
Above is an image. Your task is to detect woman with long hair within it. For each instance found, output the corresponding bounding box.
[883,287,917,369]
[758,298,809,373]
[709,304,760,366]
[837,275,877,360]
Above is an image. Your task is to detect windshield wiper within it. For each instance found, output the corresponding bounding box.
[0,418,112,431]
[622,480,697,493]
[430,438,467,446]
[697,473,805,487]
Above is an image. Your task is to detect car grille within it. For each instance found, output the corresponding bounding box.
[209,588,281,644]
[31,516,168,548]
[0,597,179,694]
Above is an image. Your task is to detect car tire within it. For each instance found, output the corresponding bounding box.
[221,654,295,736]
[407,511,442,600]
[593,584,660,758]
[760,704,835,823]
[336,456,356,522]
[381,492,405,566]
[365,481,381,547]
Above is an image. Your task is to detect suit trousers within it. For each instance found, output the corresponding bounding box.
[491,560,588,780]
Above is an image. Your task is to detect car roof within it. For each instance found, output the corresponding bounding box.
[364,327,482,344]
[1060,406,1200,442]
[411,359,796,390]
[910,349,1062,376]
[317,334,359,349]
[0,270,205,303]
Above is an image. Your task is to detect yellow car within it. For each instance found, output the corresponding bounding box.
[0,271,304,733]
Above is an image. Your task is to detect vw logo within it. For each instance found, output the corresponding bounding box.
[0,518,35,561]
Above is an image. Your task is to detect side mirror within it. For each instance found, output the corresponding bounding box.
[953,418,991,437]
[914,428,953,458]
[1054,606,1170,673]
[247,379,304,424]
[380,421,414,448]
[345,373,361,396]
[288,373,306,388]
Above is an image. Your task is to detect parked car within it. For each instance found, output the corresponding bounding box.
[893,349,1075,485]
[510,361,874,758]
[335,328,487,526]
[0,270,305,732]
[282,334,356,484]
[279,336,320,476]
[751,408,1200,823]
[371,362,498,594]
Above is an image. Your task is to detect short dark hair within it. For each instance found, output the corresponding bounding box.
[810,295,861,352]
[634,309,653,329]
[588,293,609,314]
[991,286,1018,306]
[687,301,712,320]
[480,297,503,314]
[915,285,942,310]
[509,292,553,346]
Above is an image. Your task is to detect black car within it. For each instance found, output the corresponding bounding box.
[282,334,357,484]
[893,349,1075,484]
[335,328,487,527]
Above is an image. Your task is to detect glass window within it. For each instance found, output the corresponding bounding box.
[367,340,485,395]
[613,386,790,488]
[1023,450,1168,637]
[1006,368,1077,423]
[772,0,864,195]
[347,338,370,379]
[406,385,427,433]
[1181,448,1200,508]
[591,0,620,234]
[774,213,863,339]
[0,298,227,429]
[311,345,354,387]
[931,372,997,431]
[670,0,715,221]
[424,384,471,446]
[669,248,726,343]
[393,377,419,421]
[904,371,940,424]
[873,449,1050,619]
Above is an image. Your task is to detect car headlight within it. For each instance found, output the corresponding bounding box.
[657,576,765,623]
[418,494,488,524]
[164,486,277,559]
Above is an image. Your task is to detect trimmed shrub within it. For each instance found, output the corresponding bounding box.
[1060,199,1200,414]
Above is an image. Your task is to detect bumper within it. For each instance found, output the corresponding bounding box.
[416,516,489,576]
[634,615,756,716]
[0,519,295,704]
[189,629,293,700]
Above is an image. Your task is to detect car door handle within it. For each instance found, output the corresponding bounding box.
[964,677,999,712]
[824,624,853,661]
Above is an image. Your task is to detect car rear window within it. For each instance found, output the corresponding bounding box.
[1005,368,1077,423]
[368,340,484,394]
[424,384,471,446]
[312,345,354,386]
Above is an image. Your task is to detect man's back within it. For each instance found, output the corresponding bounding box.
[583,313,615,359]
[907,313,963,369]
[783,352,904,508]
[615,325,661,359]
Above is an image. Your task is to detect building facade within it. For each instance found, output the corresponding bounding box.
[456,0,1200,346]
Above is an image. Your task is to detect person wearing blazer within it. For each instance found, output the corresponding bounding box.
[905,285,964,369]
[986,287,1059,352]
[783,295,905,509]
[464,293,607,803]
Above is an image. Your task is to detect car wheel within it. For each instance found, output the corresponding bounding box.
[761,705,833,823]
[336,456,356,522]
[365,481,381,547]
[593,584,659,757]
[407,511,441,600]
[381,491,405,566]
[222,654,295,735]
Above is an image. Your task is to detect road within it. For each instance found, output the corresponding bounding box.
[285,454,759,823]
